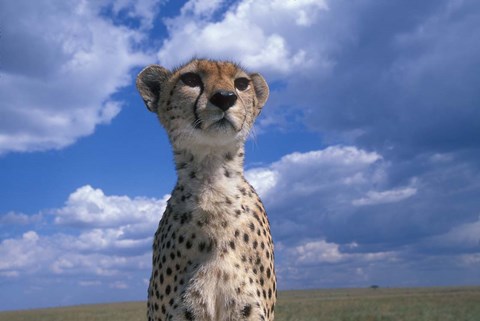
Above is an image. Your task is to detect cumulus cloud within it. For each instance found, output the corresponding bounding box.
[0,0,156,155]
[157,0,328,75]
[284,238,396,265]
[246,146,385,213]
[289,239,343,264]
[245,146,480,287]
[0,231,47,273]
[250,147,479,250]
[275,236,401,289]
[55,185,168,228]
[244,146,403,285]
[0,186,167,283]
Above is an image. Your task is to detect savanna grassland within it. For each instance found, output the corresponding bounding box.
[1,286,479,321]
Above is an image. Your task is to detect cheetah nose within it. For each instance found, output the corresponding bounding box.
[209,90,237,112]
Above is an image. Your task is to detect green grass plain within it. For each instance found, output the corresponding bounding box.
[1,286,479,321]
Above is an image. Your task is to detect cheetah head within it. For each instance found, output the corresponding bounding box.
[136,59,269,152]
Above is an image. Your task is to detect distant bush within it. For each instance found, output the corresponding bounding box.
[370,285,380,289]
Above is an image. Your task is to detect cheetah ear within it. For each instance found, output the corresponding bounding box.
[250,73,269,109]
[136,65,171,113]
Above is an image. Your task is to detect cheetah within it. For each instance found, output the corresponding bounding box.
[136,59,276,321]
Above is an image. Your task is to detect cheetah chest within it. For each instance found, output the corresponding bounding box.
[149,189,276,320]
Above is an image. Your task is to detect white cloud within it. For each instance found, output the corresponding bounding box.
[244,168,278,199]
[276,237,399,288]
[246,146,384,208]
[284,238,396,265]
[0,186,167,282]
[0,1,154,155]
[54,185,168,228]
[352,187,417,206]
[243,145,397,245]
[157,0,329,75]
[0,231,52,273]
[291,239,343,263]
[50,252,151,276]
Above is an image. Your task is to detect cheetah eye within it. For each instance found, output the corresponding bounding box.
[234,77,250,91]
[180,72,202,87]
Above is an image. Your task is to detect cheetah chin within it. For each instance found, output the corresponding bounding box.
[137,59,276,321]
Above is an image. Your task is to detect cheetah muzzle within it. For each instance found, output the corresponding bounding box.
[137,59,276,321]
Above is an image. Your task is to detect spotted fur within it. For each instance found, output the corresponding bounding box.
[137,59,275,321]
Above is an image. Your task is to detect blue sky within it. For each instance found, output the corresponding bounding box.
[1,0,480,311]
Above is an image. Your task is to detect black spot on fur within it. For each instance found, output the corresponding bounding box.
[241,304,252,317]
[180,212,192,224]
[185,310,194,321]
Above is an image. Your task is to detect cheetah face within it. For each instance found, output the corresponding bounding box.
[136,59,269,150]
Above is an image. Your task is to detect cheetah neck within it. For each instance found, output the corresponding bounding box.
[173,144,246,211]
